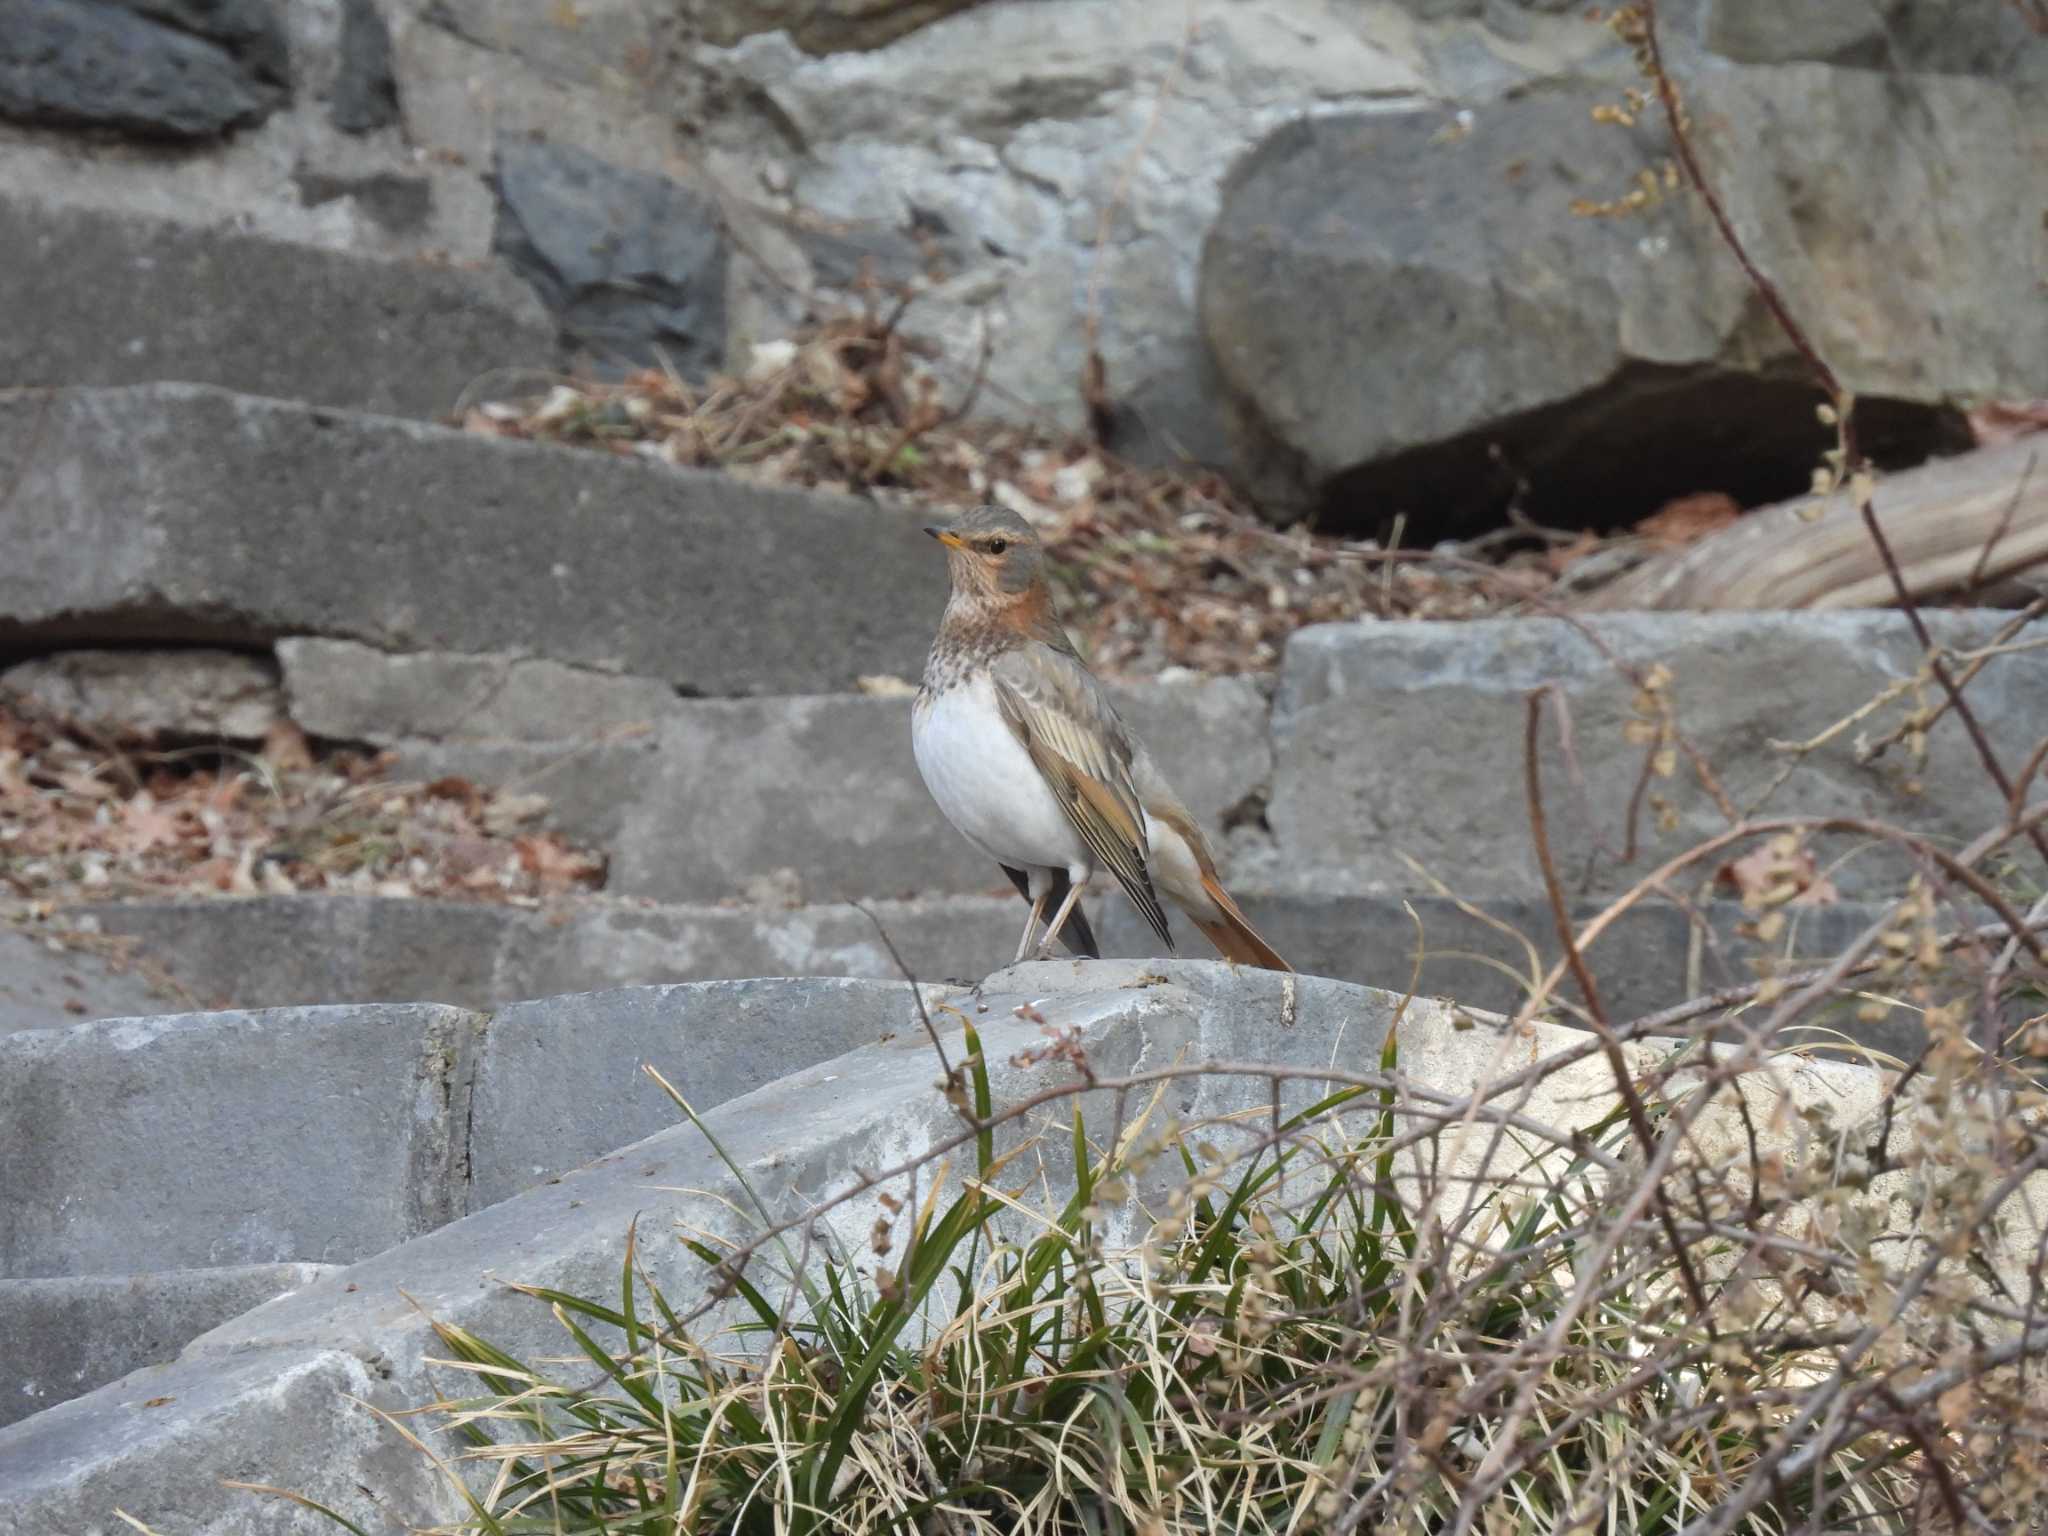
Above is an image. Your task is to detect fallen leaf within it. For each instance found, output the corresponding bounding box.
[115,794,186,856]
[1716,840,1839,910]
[262,721,314,775]
[1635,492,1741,546]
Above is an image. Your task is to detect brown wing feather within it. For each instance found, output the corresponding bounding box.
[990,646,1175,952]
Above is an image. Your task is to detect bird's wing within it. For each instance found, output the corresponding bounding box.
[989,643,1174,950]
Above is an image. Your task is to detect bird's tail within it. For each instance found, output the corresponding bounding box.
[1193,872,1291,972]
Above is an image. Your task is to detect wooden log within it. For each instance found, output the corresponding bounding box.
[1579,438,2048,611]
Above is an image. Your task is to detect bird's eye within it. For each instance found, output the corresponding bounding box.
[986,539,1009,555]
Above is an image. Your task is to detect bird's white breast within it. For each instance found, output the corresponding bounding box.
[913,674,1088,875]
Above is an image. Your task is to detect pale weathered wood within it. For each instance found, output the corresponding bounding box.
[1580,438,2048,611]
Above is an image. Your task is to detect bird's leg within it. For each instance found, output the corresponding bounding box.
[1014,886,1050,964]
[1035,877,1089,961]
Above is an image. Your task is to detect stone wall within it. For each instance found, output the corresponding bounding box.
[4,1,2038,528]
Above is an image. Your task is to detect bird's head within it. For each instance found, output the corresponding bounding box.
[923,505,1048,606]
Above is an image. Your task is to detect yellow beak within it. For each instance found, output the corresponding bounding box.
[924,525,967,550]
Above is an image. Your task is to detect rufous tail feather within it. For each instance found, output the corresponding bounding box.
[1194,872,1291,972]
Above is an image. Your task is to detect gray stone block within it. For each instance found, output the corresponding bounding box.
[470,978,953,1205]
[612,677,1273,903]
[0,384,947,696]
[1269,612,2045,901]
[82,897,514,1014]
[0,928,189,1035]
[281,639,682,745]
[1200,71,2038,520]
[0,197,554,419]
[384,737,660,855]
[0,1345,455,1535]
[488,893,1023,1000]
[0,1002,485,1278]
[0,1264,335,1429]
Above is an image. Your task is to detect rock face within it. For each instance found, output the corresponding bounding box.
[3,0,2035,514]
[703,0,1432,463]
[700,0,988,55]
[1199,63,2038,525]
[0,1265,335,1430]
[0,0,291,140]
[493,139,730,373]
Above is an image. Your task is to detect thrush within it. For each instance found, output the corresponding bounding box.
[912,505,1290,971]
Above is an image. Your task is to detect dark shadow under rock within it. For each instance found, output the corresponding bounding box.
[1315,363,1972,540]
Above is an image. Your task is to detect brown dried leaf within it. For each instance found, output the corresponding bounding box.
[262,721,314,775]
[1635,491,1741,546]
[1716,842,1839,910]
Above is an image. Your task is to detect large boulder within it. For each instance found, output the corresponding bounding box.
[1199,59,2040,527]
[700,0,1432,463]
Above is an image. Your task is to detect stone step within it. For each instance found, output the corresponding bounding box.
[0,978,941,1283]
[0,1265,336,1431]
[0,193,556,421]
[0,383,945,696]
[65,887,1938,1063]
[0,964,1921,1533]
[0,927,191,1035]
[1268,611,2045,904]
[274,610,2045,912]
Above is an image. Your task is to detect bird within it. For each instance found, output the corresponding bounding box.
[911,504,1290,971]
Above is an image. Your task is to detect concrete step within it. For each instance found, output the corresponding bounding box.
[62,887,1940,1063]
[271,610,2045,913]
[1268,611,2044,905]
[0,383,945,696]
[0,194,556,421]
[0,1265,336,1431]
[0,963,1933,1533]
[0,978,943,1283]
[0,927,192,1034]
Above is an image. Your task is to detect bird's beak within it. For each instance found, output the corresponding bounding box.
[924,525,967,550]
